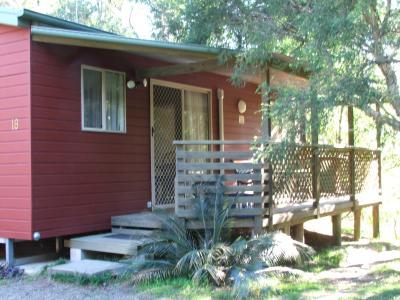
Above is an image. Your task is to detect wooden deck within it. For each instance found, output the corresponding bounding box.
[65,140,381,257]
[173,140,381,234]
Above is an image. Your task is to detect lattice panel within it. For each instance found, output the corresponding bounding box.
[153,85,182,207]
[354,150,379,195]
[270,145,313,205]
[319,148,351,198]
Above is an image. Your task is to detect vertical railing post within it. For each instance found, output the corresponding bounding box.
[347,106,360,241]
[312,146,320,216]
[175,143,184,216]
[267,155,274,232]
[349,150,356,203]
[350,148,359,240]
[373,149,382,238]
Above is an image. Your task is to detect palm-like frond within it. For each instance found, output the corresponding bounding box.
[130,264,177,285]
[246,232,315,267]
[128,177,316,289]
[192,263,226,286]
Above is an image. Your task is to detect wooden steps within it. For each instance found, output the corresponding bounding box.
[65,211,166,259]
[65,232,156,256]
[111,211,166,230]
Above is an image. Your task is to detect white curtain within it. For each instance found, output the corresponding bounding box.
[105,71,125,132]
[183,91,209,152]
[83,69,102,129]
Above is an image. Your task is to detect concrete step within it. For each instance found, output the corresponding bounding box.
[48,259,127,276]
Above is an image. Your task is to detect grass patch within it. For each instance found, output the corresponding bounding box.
[136,276,329,299]
[136,277,230,299]
[50,272,119,286]
[271,279,326,298]
[353,275,400,299]
[301,247,345,272]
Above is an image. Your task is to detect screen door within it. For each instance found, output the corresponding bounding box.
[151,82,210,209]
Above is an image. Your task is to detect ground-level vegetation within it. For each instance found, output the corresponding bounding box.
[0,238,397,299]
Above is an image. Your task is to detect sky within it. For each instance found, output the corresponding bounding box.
[6,0,154,39]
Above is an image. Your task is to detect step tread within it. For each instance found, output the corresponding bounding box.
[65,233,158,255]
[112,211,169,229]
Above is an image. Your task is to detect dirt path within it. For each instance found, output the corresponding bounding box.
[0,278,150,300]
[300,242,400,299]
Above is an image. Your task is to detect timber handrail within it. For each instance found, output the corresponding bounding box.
[173,140,380,152]
[174,140,381,230]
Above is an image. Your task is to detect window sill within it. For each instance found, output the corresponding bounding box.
[82,128,127,134]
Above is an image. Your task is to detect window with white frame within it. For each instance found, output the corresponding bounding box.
[81,66,126,133]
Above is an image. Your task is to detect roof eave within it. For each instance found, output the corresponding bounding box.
[31,26,231,60]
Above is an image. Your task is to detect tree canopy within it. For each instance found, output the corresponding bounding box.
[1,0,135,36]
[143,0,400,136]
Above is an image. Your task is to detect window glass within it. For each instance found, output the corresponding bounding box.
[83,69,102,129]
[82,67,125,133]
[105,71,125,132]
[183,90,209,153]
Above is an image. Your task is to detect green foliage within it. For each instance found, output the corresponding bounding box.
[0,0,135,37]
[143,0,400,139]
[128,177,314,294]
[51,0,134,36]
[136,277,231,299]
[50,271,117,286]
[301,247,345,273]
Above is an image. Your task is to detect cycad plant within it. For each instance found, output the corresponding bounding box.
[129,176,314,289]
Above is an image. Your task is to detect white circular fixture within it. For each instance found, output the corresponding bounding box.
[238,99,247,114]
[33,231,41,241]
[126,80,136,89]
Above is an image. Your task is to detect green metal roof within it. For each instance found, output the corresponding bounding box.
[31,25,229,58]
[0,7,107,33]
[1,7,308,77]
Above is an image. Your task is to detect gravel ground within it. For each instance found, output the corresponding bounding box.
[1,240,399,300]
[0,278,150,300]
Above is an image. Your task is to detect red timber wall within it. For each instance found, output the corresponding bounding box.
[0,25,32,240]
[30,42,262,238]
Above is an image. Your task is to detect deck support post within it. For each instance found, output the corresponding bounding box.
[282,224,291,235]
[354,208,361,241]
[5,239,14,266]
[253,217,263,236]
[56,237,64,255]
[373,205,380,238]
[291,223,304,243]
[332,214,342,246]
[70,248,88,262]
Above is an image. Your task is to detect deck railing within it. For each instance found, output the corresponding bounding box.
[173,140,381,225]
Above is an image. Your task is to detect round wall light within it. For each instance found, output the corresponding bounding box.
[126,80,136,89]
[127,78,148,89]
[238,99,247,114]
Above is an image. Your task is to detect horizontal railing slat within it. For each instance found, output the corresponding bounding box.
[176,162,263,171]
[174,140,253,145]
[176,150,253,159]
[176,195,264,205]
[176,173,264,182]
[176,208,266,218]
[176,185,266,193]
